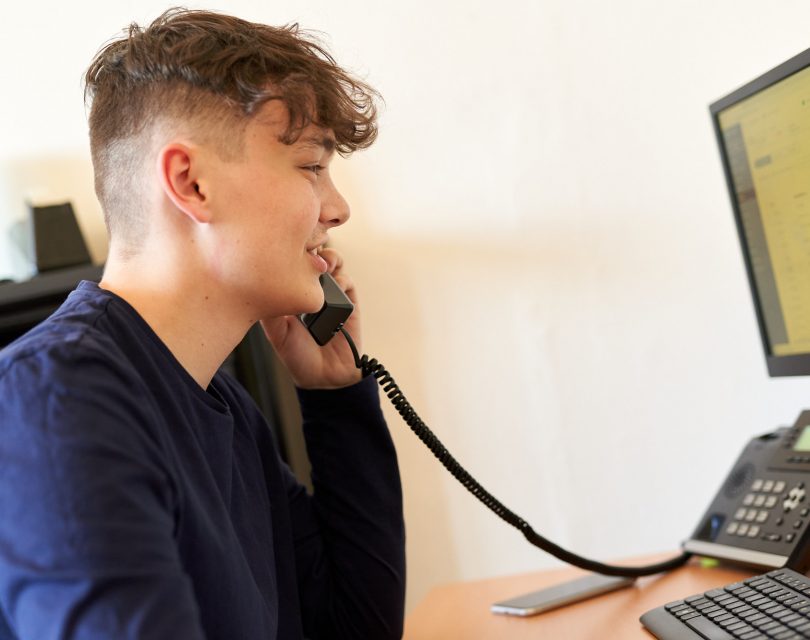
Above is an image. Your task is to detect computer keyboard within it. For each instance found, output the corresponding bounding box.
[641,568,810,639]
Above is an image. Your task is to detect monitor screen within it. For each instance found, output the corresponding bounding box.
[712,47,810,376]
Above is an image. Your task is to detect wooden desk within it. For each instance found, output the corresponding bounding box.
[404,555,757,639]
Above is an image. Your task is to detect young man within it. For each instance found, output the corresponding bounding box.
[0,8,405,640]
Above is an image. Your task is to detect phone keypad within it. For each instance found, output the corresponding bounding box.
[724,478,806,545]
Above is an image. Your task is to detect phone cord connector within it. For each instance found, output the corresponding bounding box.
[339,327,692,578]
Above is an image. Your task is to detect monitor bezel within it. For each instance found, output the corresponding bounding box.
[710,46,810,377]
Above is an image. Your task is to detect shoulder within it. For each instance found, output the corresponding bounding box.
[1,309,135,397]
[0,280,149,378]
[0,288,155,437]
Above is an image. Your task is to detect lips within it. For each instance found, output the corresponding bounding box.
[307,245,328,273]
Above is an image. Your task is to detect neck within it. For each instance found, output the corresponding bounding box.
[100,252,255,389]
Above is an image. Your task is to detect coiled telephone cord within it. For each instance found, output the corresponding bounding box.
[339,327,692,578]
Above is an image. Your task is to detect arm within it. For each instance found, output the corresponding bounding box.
[0,347,206,639]
[289,378,405,640]
[261,250,406,638]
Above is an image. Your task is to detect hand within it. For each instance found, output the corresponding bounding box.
[261,248,363,389]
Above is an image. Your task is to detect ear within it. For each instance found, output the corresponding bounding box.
[156,143,212,224]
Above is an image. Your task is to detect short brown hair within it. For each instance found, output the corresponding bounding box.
[84,8,379,248]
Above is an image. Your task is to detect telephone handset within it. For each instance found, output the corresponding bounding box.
[299,273,354,345]
[299,273,692,577]
[684,414,810,573]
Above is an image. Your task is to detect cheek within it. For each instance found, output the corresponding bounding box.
[282,193,321,240]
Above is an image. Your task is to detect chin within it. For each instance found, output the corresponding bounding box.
[298,285,325,315]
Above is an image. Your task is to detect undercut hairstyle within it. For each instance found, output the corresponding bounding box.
[84,7,379,250]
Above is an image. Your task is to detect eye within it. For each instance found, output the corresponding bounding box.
[303,164,325,176]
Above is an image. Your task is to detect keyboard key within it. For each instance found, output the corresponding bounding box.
[717,615,742,628]
[685,615,736,639]
[780,612,801,624]
[747,577,770,587]
[758,620,781,632]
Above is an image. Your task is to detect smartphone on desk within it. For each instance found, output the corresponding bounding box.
[491,573,637,617]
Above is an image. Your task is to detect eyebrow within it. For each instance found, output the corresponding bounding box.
[298,133,336,154]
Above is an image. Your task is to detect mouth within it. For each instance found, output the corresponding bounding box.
[306,243,329,273]
[306,236,329,255]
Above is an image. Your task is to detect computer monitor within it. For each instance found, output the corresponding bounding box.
[712,46,810,377]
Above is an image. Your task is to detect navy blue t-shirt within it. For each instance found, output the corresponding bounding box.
[0,282,405,639]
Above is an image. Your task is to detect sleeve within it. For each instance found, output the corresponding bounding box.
[286,376,406,640]
[0,347,206,639]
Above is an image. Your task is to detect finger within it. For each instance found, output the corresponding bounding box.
[320,247,344,275]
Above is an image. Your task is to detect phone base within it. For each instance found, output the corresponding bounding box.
[681,539,786,570]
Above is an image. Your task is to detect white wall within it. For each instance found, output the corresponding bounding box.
[4,0,810,615]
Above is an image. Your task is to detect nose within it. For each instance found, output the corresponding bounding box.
[320,178,351,229]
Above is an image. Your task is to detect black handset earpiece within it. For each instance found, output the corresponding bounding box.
[299,273,354,346]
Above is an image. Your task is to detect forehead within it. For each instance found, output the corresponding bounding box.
[252,100,336,153]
